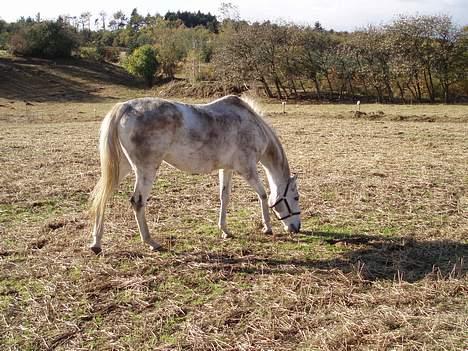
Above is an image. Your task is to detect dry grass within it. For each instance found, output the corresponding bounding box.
[0,58,467,350]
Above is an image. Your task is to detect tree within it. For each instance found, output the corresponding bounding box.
[164,10,219,33]
[109,10,127,31]
[213,22,274,97]
[348,27,394,102]
[0,19,10,49]
[149,19,214,79]
[79,12,92,31]
[9,19,79,58]
[314,21,323,32]
[124,44,159,87]
[218,2,240,22]
[387,15,442,102]
[129,8,144,32]
[430,16,465,102]
[98,11,107,30]
[298,26,335,98]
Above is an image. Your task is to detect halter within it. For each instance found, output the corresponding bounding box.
[269,178,301,221]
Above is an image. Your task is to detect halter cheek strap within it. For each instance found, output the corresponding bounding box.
[269,179,301,221]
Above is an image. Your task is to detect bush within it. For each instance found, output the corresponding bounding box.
[0,20,9,49]
[97,46,120,62]
[124,44,159,87]
[80,46,121,62]
[9,20,78,58]
[79,46,101,61]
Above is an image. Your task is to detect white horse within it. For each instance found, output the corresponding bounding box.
[90,95,301,254]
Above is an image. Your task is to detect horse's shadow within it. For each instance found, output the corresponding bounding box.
[175,230,467,283]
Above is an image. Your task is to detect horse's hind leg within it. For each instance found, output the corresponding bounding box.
[130,165,161,251]
[90,157,131,253]
[218,169,233,239]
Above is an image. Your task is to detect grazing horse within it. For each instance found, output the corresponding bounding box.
[90,95,301,253]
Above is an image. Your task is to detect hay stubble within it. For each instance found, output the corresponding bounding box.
[0,102,467,350]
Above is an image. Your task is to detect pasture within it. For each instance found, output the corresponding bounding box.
[0,58,467,350]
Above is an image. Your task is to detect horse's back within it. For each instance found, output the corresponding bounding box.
[117,98,184,161]
[118,96,269,173]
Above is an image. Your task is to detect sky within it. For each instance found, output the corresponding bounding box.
[1,0,467,31]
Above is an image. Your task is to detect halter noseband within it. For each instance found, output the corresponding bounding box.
[269,178,301,221]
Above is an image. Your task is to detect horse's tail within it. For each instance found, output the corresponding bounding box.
[90,103,126,221]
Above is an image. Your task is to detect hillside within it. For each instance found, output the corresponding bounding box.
[0,55,158,123]
[0,56,142,103]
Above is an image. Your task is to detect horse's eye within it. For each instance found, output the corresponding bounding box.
[294,196,299,201]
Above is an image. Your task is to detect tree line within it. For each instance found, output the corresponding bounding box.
[0,8,466,102]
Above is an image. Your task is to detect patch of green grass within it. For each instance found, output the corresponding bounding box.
[92,314,104,328]
[0,191,88,225]
[115,290,136,305]
[322,190,338,202]
[1,331,38,351]
[303,217,400,238]
[0,293,14,311]
[156,178,173,190]
[0,200,59,224]
[312,223,356,235]
[277,240,319,255]
[68,190,91,208]
[114,180,134,200]
[67,266,82,281]
[379,226,399,236]
[192,282,225,306]
[0,277,46,319]
[194,222,218,236]
[158,315,185,346]
[160,332,178,345]
[0,277,45,297]
[280,235,336,256]
[145,274,228,346]
[118,326,162,349]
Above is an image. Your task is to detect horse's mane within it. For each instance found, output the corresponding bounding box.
[239,95,291,177]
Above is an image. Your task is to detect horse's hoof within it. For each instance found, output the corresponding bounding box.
[149,244,164,252]
[262,228,273,235]
[221,231,232,239]
[90,246,102,255]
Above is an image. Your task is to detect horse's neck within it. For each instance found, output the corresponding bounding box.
[261,139,290,198]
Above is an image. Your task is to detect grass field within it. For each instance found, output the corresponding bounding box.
[0,57,467,350]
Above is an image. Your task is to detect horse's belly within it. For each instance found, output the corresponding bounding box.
[163,148,228,174]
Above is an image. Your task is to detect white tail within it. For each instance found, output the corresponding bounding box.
[90,103,125,224]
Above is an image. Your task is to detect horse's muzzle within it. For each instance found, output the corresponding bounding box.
[287,223,301,234]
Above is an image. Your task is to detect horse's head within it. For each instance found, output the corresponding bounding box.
[269,175,301,233]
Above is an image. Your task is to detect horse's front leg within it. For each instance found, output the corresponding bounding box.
[241,170,273,235]
[218,169,233,238]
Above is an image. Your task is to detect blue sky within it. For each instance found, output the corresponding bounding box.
[2,0,467,31]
